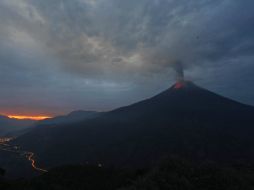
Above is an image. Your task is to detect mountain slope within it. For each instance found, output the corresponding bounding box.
[14,81,254,168]
[35,110,101,127]
[0,116,35,137]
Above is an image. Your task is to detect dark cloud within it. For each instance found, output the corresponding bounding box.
[0,0,254,115]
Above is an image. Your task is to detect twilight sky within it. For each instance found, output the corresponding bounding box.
[0,0,254,116]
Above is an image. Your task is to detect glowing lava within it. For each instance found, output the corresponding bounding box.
[174,81,185,89]
[8,115,51,120]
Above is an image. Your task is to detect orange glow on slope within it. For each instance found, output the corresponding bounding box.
[8,115,52,120]
[174,81,185,89]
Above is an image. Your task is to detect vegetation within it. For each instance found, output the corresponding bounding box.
[1,157,254,190]
[121,157,254,190]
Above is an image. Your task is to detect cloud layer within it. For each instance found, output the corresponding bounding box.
[0,0,254,115]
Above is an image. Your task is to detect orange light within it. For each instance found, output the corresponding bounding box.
[174,82,185,89]
[8,115,52,120]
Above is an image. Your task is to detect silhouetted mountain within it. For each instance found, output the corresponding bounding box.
[0,116,35,137]
[36,111,101,127]
[13,81,254,169]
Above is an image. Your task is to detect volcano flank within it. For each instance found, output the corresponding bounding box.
[14,81,254,169]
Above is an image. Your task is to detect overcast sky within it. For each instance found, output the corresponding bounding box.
[0,0,254,116]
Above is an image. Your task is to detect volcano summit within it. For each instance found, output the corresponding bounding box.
[14,81,254,169]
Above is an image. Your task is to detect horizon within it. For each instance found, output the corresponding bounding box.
[7,115,52,121]
[0,0,253,116]
[1,1,254,188]
[1,79,253,119]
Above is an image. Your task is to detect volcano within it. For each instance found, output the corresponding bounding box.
[14,81,254,168]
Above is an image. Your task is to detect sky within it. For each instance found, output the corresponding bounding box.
[0,0,254,117]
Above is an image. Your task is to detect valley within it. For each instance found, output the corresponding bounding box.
[0,137,47,176]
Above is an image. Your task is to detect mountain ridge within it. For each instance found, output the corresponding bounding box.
[13,82,254,169]
[0,115,35,137]
[36,110,101,127]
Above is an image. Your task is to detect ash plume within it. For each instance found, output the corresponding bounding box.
[172,61,184,82]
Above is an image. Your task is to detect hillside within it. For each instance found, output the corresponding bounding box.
[2,157,254,190]
[13,81,254,169]
[35,111,101,127]
[0,116,35,137]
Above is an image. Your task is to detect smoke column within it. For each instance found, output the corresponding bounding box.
[172,61,184,82]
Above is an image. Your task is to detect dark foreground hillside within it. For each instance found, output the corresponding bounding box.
[1,157,254,190]
[14,81,254,169]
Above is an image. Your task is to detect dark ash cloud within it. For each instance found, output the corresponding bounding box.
[0,0,254,115]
